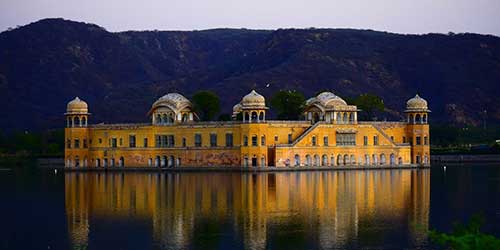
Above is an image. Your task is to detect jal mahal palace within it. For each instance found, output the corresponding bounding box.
[64,90,430,169]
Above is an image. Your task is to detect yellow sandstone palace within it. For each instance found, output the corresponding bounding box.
[64,90,430,168]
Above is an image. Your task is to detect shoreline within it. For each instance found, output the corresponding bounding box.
[62,164,428,172]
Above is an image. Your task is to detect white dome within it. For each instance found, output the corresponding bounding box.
[66,97,88,114]
[406,94,428,111]
[305,91,348,110]
[233,103,242,114]
[152,93,191,111]
[240,90,266,108]
[316,91,347,107]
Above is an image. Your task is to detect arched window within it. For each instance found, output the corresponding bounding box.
[162,114,168,124]
[424,155,429,165]
[74,117,80,127]
[177,157,181,167]
[261,135,266,146]
[259,112,264,121]
[416,155,421,164]
[390,154,395,165]
[148,158,152,167]
[415,114,422,124]
[344,154,349,165]
[110,158,115,167]
[330,156,335,166]
[182,113,188,122]
[244,155,249,167]
[372,154,378,165]
[409,114,414,124]
[350,155,355,165]
[423,114,427,124]
[261,156,266,167]
[337,113,342,124]
[349,113,354,124]
[162,156,167,167]
[294,154,300,166]
[75,156,80,167]
[168,114,174,123]
[365,154,370,165]
[314,154,320,166]
[305,155,311,166]
[251,111,258,122]
[96,158,101,167]
[343,113,348,123]
[244,112,250,122]
[119,157,124,167]
[155,156,160,167]
[169,156,175,167]
[322,155,328,166]
[82,117,87,126]
[398,157,403,165]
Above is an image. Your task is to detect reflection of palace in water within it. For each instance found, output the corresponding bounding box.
[65,170,430,249]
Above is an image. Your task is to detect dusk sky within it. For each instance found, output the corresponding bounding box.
[1,0,500,35]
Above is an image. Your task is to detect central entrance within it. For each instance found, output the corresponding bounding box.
[251,156,257,167]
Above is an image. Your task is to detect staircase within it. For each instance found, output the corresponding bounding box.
[372,124,397,146]
[290,122,322,146]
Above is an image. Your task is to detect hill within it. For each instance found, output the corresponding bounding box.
[1,18,499,131]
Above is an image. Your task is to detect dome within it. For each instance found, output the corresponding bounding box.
[316,92,347,107]
[233,103,242,114]
[241,90,266,108]
[306,91,348,109]
[152,93,191,111]
[66,97,88,114]
[406,94,428,111]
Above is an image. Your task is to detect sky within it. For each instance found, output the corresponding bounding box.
[1,0,500,35]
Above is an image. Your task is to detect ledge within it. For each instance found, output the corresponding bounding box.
[63,164,428,172]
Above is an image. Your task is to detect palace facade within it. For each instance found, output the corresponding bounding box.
[64,90,430,168]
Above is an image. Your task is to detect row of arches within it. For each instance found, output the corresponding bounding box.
[306,111,357,124]
[67,155,184,168]
[243,155,266,167]
[152,155,181,167]
[415,154,430,165]
[289,153,403,167]
[153,112,194,125]
[242,111,266,123]
[66,115,88,128]
[66,156,124,168]
[408,113,428,124]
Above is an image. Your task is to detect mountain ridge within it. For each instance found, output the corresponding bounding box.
[1,18,499,131]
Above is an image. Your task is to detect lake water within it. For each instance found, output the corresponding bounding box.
[0,164,499,250]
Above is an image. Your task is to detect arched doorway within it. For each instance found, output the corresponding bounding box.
[380,154,386,165]
[251,155,258,167]
[314,155,320,166]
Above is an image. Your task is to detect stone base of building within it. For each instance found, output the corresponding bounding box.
[64,164,429,172]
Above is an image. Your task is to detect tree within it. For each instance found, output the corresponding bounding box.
[192,91,221,121]
[352,94,385,120]
[429,214,500,250]
[270,90,305,120]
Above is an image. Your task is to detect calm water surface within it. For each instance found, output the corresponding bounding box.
[0,164,499,250]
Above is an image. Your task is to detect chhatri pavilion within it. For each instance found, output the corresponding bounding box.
[64,90,430,168]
